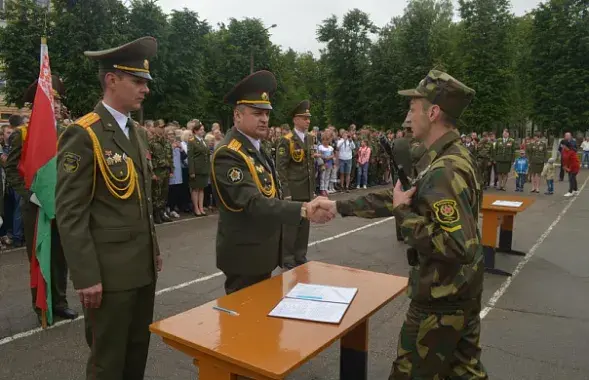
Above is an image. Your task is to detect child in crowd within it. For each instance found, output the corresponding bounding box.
[514,150,529,192]
[561,141,580,197]
[317,134,335,196]
[541,157,556,195]
[356,139,371,189]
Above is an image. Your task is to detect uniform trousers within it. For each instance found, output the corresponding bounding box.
[83,282,156,380]
[224,272,272,295]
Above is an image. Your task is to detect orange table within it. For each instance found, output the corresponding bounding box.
[150,261,408,380]
[481,194,535,276]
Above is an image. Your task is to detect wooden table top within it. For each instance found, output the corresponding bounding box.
[481,193,535,213]
[150,261,408,379]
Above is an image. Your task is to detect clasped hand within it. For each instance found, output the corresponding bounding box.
[305,196,337,224]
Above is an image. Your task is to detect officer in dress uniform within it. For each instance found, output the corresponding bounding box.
[276,100,316,269]
[211,70,324,294]
[5,75,78,324]
[55,37,162,380]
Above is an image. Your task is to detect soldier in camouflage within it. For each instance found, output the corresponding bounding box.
[312,69,487,380]
[476,132,493,189]
[149,123,174,223]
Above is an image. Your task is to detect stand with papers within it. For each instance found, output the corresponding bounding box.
[481,194,535,276]
[149,261,408,380]
[269,284,358,324]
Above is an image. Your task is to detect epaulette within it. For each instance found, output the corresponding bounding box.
[228,139,242,152]
[75,112,100,129]
[188,137,195,142]
[16,125,28,141]
[284,132,293,140]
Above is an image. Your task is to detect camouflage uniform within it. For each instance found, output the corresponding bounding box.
[149,134,173,219]
[335,70,487,380]
[476,138,493,188]
[368,137,380,186]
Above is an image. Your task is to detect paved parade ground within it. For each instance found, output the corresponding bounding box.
[1,172,588,380]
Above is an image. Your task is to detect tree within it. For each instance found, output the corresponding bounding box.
[317,9,377,127]
[457,0,515,133]
[0,0,49,107]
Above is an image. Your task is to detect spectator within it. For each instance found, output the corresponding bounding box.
[558,132,576,181]
[513,150,529,192]
[188,122,210,216]
[356,139,371,189]
[581,137,589,169]
[317,134,335,196]
[561,141,580,197]
[337,130,356,192]
[541,157,556,195]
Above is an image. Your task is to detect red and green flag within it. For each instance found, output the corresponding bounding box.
[21,37,58,326]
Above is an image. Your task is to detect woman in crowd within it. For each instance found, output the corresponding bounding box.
[188,121,210,216]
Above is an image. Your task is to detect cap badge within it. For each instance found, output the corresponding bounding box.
[144,60,149,70]
[261,92,269,101]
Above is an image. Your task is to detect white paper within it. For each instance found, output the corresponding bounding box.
[286,283,357,304]
[492,200,523,208]
[268,298,349,324]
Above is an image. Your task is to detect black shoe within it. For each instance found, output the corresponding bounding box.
[153,212,162,224]
[160,211,172,223]
[54,307,78,320]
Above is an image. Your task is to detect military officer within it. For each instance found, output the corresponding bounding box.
[149,121,173,223]
[526,131,548,193]
[276,100,316,269]
[5,75,78,323]
[211,70,326,294]
[476,132,493,189]
[314,70,487,380]
[55,37,162,380]
[493,128,516,190]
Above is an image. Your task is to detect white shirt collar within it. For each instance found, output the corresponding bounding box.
[236,127,260,151]
[294,128,305,142]
[102,102,130,138]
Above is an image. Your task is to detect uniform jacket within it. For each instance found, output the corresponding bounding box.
[56,102,160,292]
[276,130,315,200]
[525,140,548,164]
[493,138,516,162]
[149,134,173,173]
[475,139,493,160]
[336,131,484,304]
[187,136,211,177]
[211,127,304,275]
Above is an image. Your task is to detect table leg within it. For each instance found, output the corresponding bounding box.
[197,358,237,380]
[481,211,512,276]
[498,214,526,256]
[340,320,368,380]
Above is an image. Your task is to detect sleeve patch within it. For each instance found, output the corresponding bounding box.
[432,199,460,225]
[227,167,243,183]
[63,152,81,173]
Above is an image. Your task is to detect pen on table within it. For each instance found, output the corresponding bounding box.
[296,295,323,300]
[213,306,240,316]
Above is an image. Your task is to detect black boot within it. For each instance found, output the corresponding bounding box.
[153,211,162,224]
[160,210,172,223]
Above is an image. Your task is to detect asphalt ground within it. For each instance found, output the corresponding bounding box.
[0,171,586,380]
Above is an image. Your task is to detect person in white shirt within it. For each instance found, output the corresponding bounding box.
[581,137,589,168]
[337,131,356,192]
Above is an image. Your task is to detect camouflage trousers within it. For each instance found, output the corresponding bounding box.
[477,158,491,187]
[152,169,170,210]
[390,300,488,380]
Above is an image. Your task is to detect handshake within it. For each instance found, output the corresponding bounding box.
[304,196,337,224]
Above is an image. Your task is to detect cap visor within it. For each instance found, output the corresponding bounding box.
[122,70,153,81]
[247,103,273,110]
[397,89,424,97]
[295,113,312,117]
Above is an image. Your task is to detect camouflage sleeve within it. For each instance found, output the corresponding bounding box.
[335,188,395,218]
[275,137,291,198]
[392,165,479,263]
[211,146,303,225]
[5,129,28,199]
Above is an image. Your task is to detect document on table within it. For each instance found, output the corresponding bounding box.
[285,283,357,304]
[268,283,358,324]
[492,200,523,207]
[268,298,350,324]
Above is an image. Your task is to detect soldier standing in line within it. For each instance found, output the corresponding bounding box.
[211,71,328,295]
[5,76,78,323]
[56,37,162,380]
[276,100,316,269]
[493,129,516,191]
[149,120,173,223]
[314,69,488,380]
[526,131,548,193]
[476,132,493,189]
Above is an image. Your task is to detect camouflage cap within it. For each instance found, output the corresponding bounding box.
[398,69,475,120]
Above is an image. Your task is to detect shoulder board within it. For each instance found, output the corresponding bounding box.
[188,137,195,142]
[228,139,242,152]
[284,133,293,140]
[75,112,100,129]
[16,125,28,141]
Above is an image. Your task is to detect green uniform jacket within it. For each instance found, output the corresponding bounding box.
[276,131,315,200]
[476,139,493,160]
[211,127,304,275]
[56,102,160,291]
[336,131,484,304]
[188,137,211,177]
[5,126,29,200]
[526,140,548,164]
[493,138,516,162]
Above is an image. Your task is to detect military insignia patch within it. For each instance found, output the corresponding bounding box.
[432,199,460,225]
[227,167,243,183]
[256,165,264,173]
[278,147,286,156]
[63,152,81,173]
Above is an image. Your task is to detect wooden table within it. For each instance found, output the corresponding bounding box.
[150,261,408,380]
[481,194,535,276]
